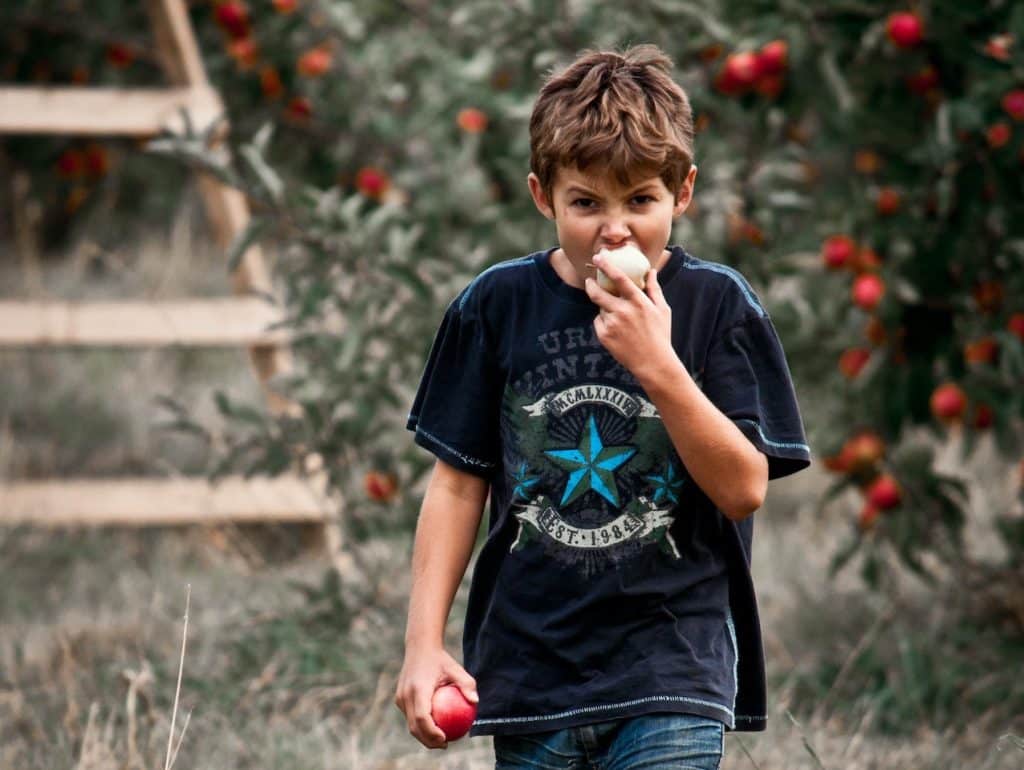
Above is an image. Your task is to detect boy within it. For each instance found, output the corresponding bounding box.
[395,44,811,768]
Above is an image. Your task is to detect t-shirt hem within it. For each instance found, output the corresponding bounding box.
[406,418,497,479]
[733,418,812,480]
[467,696,736,737]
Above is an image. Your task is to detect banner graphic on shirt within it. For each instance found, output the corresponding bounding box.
[511,495,680,557]
[523,386,660,420]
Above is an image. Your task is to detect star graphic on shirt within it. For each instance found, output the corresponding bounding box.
[644,461,686,505]
[511,461,540,500]
[544,415,635,507]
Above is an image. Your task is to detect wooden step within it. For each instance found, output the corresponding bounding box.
[0,86,222,136]
[0,298,290,347]
[1,475,331,526]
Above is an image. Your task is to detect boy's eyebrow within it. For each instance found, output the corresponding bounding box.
[564,183,661,197]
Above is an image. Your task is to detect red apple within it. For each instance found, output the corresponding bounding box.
[286,95,312,121]
[987,122,1012,148]
[297,46,332,78]
[875,187,901,216]
[356,167,390,200]
[864,316,887,346]
[1002,90,1024,121]
[822,235,856,270]
[963,337,998,365]
[1008,312,1024,341]
[985,34,1013,62]
[886,12,923,48]
[717,51,761,94]
[273,0,297,12]
[867,474,902,510]
[431,684,477,741]
[930,382,967,422]
[260,67,284,100]
[852,274,885,311]
[839,348,871,379]
[105,42,135,69]
[906,65,939,95]
[757,40,788,76]
[858,501,880,531]
[215,0,250,38]
[851,247,882,274]
[57,148,85,179]
[973,280,1004,314]
[972,403,994,430]
[854,149,882,174]
[846,431,886,473]
[363,469,397,501]
[457,107,488,134]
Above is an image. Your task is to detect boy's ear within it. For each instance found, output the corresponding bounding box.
[527,172,556,221]
[673,164,698,218]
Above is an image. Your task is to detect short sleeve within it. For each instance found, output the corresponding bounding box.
[406,294,504,479]
[700,314,811,480]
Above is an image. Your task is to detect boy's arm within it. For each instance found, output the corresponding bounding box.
[395,458,486,749]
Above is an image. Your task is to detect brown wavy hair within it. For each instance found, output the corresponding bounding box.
[529,45,695,203]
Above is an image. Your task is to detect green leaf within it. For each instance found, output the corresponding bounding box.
[240,144,284,205]
[226,218,267,274]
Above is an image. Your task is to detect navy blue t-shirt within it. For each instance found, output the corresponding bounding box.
[406,245,811,736]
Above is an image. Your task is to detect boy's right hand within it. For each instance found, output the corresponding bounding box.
[394,644,479,750]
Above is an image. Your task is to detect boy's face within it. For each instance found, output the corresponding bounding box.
[527,163,697,271]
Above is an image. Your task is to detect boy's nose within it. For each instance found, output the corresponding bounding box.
[600,218,631,242]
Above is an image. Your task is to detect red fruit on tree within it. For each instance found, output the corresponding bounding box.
[858,501,880,531]
[906,66,939,94]
[972,280,1004,314]
[215,1,250,38]
[864,316,887,346]
[972,403,995,430]
[1008,313,1024,341]
[875,187,901,216]
[987,122,1012,148]
[228,37,259,69]
[431,685,477,741]
[757,40,788,76]
[930,382,968,422]
[839,348,871,379]
[845,431,887,474]
[56,149,85,179]
[985,34,1013,62]
[286,95,312,121]
[822,235,856,270]
[867,474,902,510]
[717,51,761,94]
[852,273,885,311]
[297,46,332,78]
[963,337,999,365]
[854,149,882,174]
[1002,90,1024,121]
[754,74,785,99]
[356,166,390,199]
[105,43,134,69]
[364,470,398,502]
[273,0,297,12]
[456,107,488,134]
[84,144,109,177]
[260,67,284,100]
[851,247,882,274]
[886,12,924,48]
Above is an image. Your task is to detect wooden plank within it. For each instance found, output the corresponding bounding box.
[0,86,223,136]
[146,0,210,87]
[0,298,291,347]
[0,476,331,527]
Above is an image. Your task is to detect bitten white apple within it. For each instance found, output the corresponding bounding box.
[596,244,651,295]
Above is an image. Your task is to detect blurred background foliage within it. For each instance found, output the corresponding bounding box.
[1,0,1024,759]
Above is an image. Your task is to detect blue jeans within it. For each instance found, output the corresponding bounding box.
[493,713,724,770]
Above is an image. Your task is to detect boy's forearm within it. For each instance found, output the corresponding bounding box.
[637,354,768,520]
[403,486,485,648]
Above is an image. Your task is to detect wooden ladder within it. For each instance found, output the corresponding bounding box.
[0,0,336,529]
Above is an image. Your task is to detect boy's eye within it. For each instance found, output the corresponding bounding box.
[632,195,655,205]
[571,198,596,209]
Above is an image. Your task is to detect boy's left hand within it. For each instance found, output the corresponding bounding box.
[585,250,677,384]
